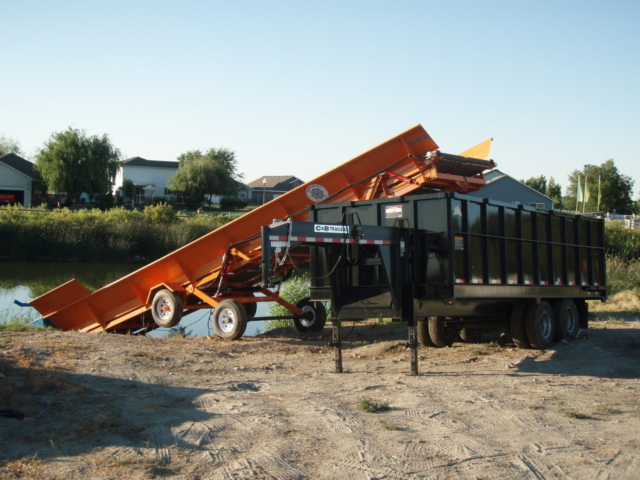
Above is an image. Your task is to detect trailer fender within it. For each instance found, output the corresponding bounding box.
[575,299,589,330]
[145,283,187,306]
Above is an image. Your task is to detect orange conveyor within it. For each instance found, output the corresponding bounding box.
[30,124,494,332]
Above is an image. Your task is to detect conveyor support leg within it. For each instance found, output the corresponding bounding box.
[331,319,343,373]
[408,320,418,376]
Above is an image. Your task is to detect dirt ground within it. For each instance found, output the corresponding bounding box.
[1,316,639,480]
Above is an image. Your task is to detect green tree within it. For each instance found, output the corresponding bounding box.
[0,134,22,156]
[566,160,635,214]
[120,178,135,204]
[35,128,121,203]
[545,177,563,209]
[168,155,238,206]
[177,147,243,180]
[520,175,547,194]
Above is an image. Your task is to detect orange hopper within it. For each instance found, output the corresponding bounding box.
[30,124,495,333]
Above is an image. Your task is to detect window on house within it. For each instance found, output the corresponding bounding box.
[238,190,246,198]
[529,202,546,209]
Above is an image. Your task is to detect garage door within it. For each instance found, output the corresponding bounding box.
[0,189,24,205]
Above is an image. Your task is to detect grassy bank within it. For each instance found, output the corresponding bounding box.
[0,204,232,262]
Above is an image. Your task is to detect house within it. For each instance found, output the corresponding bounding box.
[208,184,253,206]
[466,169,554,209]
[113,157,179,203]
[246,176,305,204]
[114,156,251,205]
[0,153,37,207]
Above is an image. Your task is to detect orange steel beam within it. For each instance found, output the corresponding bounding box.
[30,125,494,332]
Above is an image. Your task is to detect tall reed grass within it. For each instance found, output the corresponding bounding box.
[0,204,231,262]
[605,255,640,296]
[605,222,640,261]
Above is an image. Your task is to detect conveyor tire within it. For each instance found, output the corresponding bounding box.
[459,328,480,344]
[428,317,456,348]
[243,293,257,319]
[417,320,436,347]
[151,289,183,328]
[294,298,327,333]
[525,301,555,350]
[510,302,531,349]
[553,299,579,341]
[213,300,248,340]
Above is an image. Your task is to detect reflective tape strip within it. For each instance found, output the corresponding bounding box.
[270,235,390,245]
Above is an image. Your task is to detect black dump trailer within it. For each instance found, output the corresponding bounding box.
[261,192,606,374]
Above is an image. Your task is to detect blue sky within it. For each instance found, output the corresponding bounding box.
[2,0,639,194]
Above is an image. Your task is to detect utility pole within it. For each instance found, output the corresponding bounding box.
[262,177,267,204]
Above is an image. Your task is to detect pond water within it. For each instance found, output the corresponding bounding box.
[0,261,268,337]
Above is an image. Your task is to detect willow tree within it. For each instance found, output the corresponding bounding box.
[0,134,22,156]
[35,128,121,202]
[168,154,238,205]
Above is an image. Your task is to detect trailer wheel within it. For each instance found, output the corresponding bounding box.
[293,298,327,333]
[417,320,436,347]
[243,293,257,318]
[510,302,531,349]
[459,328,480,344]
[151,289,183,328]
[213,300,248,340]
[553,299,580,341]
[525,301,555,349]
[428,317,456,348]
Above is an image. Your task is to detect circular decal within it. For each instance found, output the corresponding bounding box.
[305,184,329,203]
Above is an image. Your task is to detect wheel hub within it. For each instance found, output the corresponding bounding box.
[218,308,236,333]
[299,306,315,328]
[156,299,172,320]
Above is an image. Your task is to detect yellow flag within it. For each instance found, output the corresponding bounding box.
[598,175,602,205]
[577,174,583,203]
[584,176,590,203]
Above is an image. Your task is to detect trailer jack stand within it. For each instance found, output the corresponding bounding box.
[330,319,343,373]
[408,323,418,376]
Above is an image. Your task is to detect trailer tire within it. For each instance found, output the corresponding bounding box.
[243,293,257,319]
[213,300,248,340]
[428,317,456,348]
[151,289,183,328]
[553,299,580,341]
[525,301,555,349]
[417,320,436,347]
[459,328,480,344]
[510,302,531,349]
[293,298,327,333]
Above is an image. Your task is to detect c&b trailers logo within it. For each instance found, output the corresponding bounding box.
[314,224,349,234]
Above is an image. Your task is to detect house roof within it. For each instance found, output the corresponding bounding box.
[246,175,303,189]
[0,153,37,179]
[483,169,553,202]
[123,157,179,169]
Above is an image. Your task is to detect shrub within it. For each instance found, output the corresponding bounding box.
[220,197,248,211]
[605,255,640,296]
[0,204,233,262]
[263,276,310,331]
[357,397,390,413]
[605,222,640,261]
[143,202,177,224]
